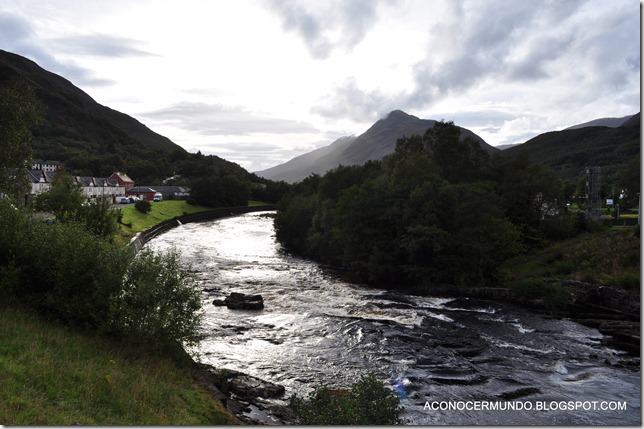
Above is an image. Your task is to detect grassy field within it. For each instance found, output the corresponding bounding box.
[0,305,238,425]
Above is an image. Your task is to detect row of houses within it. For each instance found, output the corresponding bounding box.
[26,169,134,203]
[26,161,191,203]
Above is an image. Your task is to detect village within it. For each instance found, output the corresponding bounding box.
[26,159,190,204]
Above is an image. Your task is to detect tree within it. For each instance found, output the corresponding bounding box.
[423,120,489,183]
[0,78,44,201]
[33,171,85,222]
[81,197,119,238]
[190,174,250,207]
[617,156,640,209]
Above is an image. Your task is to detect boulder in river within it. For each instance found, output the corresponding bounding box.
[213,292,264,310]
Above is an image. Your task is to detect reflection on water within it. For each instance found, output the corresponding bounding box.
[147,212,640,425]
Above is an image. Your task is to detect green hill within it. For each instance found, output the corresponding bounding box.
[0,49,250,185]
[503,114,640,182]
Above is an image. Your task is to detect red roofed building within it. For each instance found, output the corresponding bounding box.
[109,171,135,191]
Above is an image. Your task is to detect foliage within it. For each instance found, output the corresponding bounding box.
[0,201,128,328]
[189,174,250,208]
[135,199,152,214]
[0,200,204,348]
[275,120,573,290]
[32,172,118,238]
[289,374,404,425]
[81,197,119,238]
[0,77,44,201]
[109,249,204,347]
[32,171,85,222]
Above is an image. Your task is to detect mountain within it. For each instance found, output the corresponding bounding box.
[255,110,496,183]
[0,49,187,183]
[256,136,358,184]
[496,143,522,150]
[565,114,635,130]
[503,112,640,181]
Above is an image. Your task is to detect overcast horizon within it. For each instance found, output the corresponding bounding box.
[0,0,640,172]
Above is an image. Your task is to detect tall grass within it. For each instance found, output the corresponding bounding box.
[0,306,237,425]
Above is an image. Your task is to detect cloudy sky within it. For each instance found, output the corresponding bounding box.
[0,0,640,172]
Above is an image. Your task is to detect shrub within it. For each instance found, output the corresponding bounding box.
[135,200,152,214]
[289,374,404,425]
[109,249,204,347]
[0,201,204,348]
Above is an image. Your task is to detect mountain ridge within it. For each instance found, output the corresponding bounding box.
[503,112,640,181]
[0,49,187,182]
[255,110,495,183]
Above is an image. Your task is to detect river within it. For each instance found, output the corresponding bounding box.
[147,211,640,425]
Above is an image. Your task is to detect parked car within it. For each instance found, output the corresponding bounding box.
[153,193,163,202]
[119,197,130,204]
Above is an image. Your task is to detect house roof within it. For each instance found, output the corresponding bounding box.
[27,170,45,183]
[76,176,94,186]
[32,159,62,166]
[127,186,157,194]
[110,171,134,183]
[128,185,190,196]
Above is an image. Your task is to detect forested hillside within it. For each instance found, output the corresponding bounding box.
[275,121,638,290]
[0,49,265,195]
[503,115,640,182]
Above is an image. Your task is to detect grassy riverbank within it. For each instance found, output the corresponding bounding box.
[0,305,238,425]
[115,200,270,244]
[116,200,210,238]
[503,225,640,309]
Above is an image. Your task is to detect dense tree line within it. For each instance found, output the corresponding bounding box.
[275,121,590,289]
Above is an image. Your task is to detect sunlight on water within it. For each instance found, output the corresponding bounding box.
[148,212,641,425]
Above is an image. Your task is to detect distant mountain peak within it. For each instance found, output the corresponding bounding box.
[255,110,494,183]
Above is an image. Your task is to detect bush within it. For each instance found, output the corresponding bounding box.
[289,374,404,425]
[109,249,204,347]
[135,200,152,214]
[0,201,129,328]
[0,201,204,347]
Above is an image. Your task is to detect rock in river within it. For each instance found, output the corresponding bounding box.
[213,292,264,310]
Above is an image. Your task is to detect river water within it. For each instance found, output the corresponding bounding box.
[147,211,640,425]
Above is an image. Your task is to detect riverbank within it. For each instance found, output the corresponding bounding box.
[0,305,239,425]
[396,226,640,358]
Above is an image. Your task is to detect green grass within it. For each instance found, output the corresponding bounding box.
[117,200,212,236]
[0,305,238,425]
[503,226,641,294]
[116,200,271,240]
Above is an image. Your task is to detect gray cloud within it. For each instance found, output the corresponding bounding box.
[141,102,319,136]
[313,0,638,131]
[266,0,389,59]
[312,77,397,122]
[0,12,114,87]
[51,34,158,58]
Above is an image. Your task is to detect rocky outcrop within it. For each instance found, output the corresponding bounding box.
[213,292,264,310]
[195,364,297,425]
[564,280,640,317]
